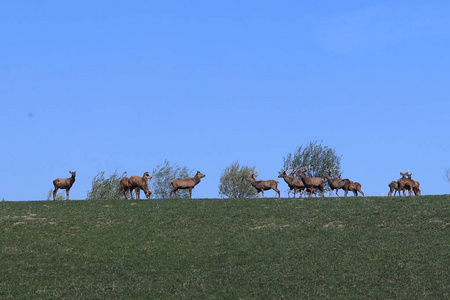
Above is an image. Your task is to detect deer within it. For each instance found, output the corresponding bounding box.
[388,181,399,196]
[296,166,325,197]
[52,171,76,201]
[246,171,280,198]
[278,169,306,198]
[118,177,134,200]
[129,172,152,199]
[323,169,351,197]
[345,180,365,197]
[170,171,206,199]
[406,172,421,196]
[397,170,415,196]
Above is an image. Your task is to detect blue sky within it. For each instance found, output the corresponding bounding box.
[1,0,449,200]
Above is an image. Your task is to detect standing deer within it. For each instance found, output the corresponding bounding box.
[129,172,152,199]
[345,180,365,197]
[397,170,415,196]
[296,166,325,197]
[170,171,206,199]
[323,169,351,197]
[53,171,76,201]
[278,170,305,198]
[119,177,134,200]
[246,171,280,198]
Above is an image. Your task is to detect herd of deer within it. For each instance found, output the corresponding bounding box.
[388,170,421,196]
[51,168,421,201]
[51,170,206,201]
[247,166,364,198]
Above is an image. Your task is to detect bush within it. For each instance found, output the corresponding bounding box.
[282,140,342,190]
[86,170,127,200]
[46,189,66,201]
[219,161,256,198]
[150,160,192,199]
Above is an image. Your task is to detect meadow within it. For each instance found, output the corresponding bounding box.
[1,195,449,299]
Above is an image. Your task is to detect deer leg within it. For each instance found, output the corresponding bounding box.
[189,188,193,199]
[53,187,58,201]
[66,189,70,201]
[275,188,280,198]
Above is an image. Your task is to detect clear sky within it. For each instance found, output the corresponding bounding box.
[1,0,449,200]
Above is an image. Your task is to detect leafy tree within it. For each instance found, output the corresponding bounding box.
[150,160,192,199]
[282,141,342,188]
[219,161,256,198]
[86,170,127,200]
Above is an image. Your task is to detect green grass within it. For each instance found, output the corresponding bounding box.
[1,195,450,299]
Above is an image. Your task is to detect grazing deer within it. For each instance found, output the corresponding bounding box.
[296,166,325,197]
[170,171,206,199]
[406,172,421,196]
[53,171,76,201]
[324,169,351,197]
[397,170,415,196]
[388,181,399,196]
[246,171,280,198]
[345,180,365,197]
[129,172,152,199]
[119,177,134,200]
[278,169,305,198]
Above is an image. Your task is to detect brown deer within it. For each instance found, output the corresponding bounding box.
[388,181,399,196]
[170,171,206,199]
[296,166,325,197]
[397,170,415,196]
[53,171,76,201]
[246,171,280,198]
[118,177,134,200]
[129,172,152,199]
[278,169,305,198]
[345,180,365,197]
[406,172,421,196]
[324,169,351,197]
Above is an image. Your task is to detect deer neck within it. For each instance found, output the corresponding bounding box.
[193,175,201,185]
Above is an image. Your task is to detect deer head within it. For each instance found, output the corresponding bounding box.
[196,171,206,178]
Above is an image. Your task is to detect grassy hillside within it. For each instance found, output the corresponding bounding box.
[1,195,449,299]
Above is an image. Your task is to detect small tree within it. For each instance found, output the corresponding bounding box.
[282,141,342,189]
[87,170,127,200]
[219,161,256,198]
[150,160,192,199]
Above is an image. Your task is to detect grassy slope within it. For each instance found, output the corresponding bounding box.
[1,195,450,299]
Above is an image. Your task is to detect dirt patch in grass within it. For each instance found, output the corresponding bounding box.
[322,221,345,229]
